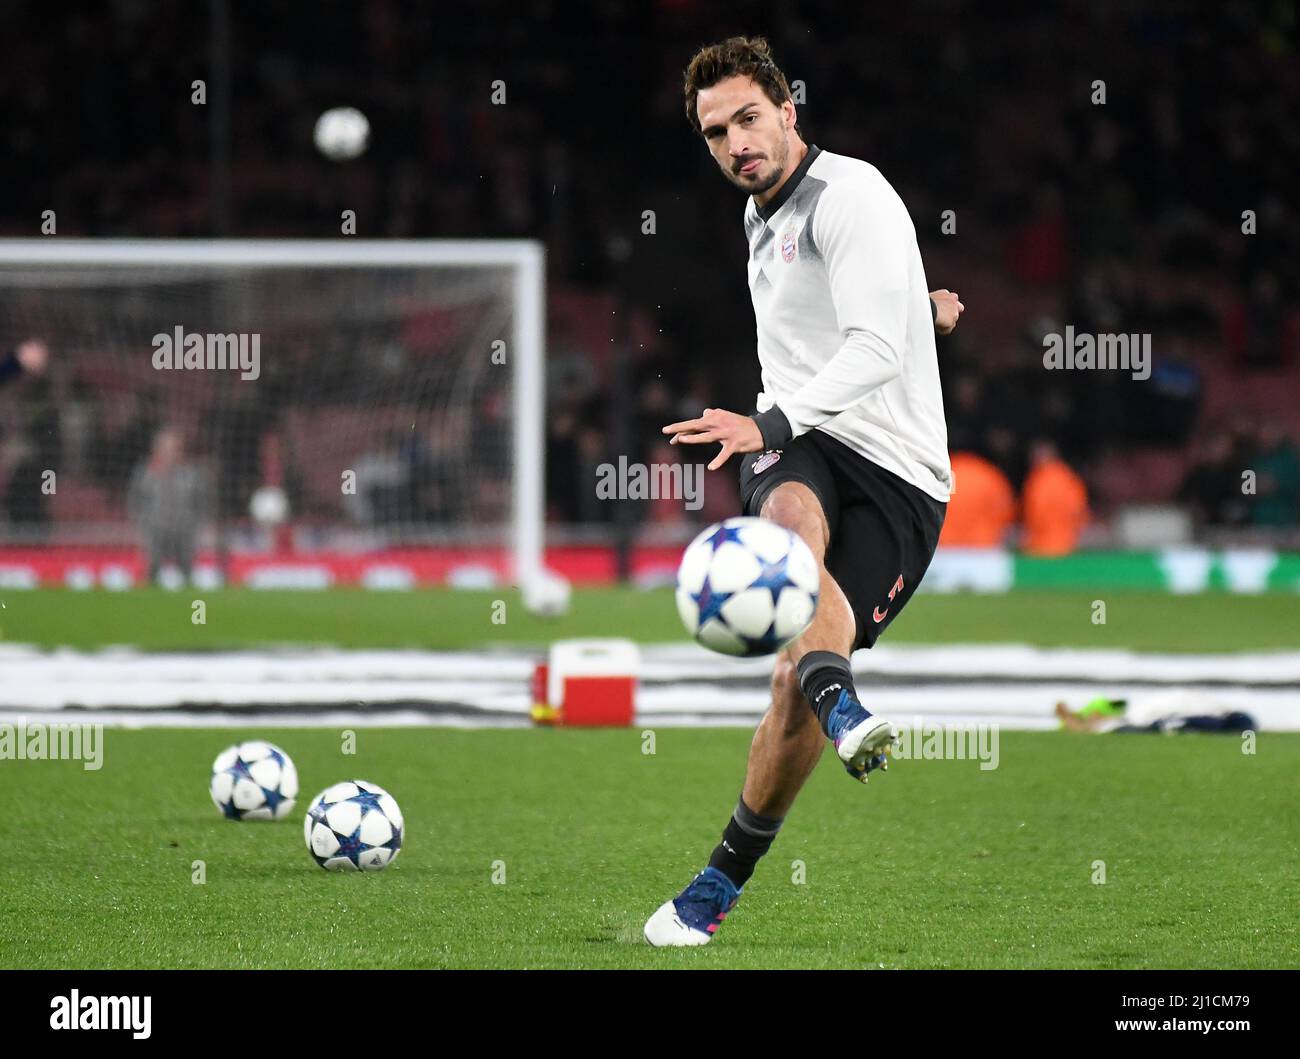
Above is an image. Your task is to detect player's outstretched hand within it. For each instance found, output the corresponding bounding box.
[929,289,964,335]
[662,407,764,471]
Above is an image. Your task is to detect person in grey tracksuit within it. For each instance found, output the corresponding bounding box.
[127,427,211,585]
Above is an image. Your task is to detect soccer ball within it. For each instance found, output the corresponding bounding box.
[522,569,572,617]
[248,485,289,525]
[304,781,404,872]
[313,106,370,161]
[210,741,299,821]
[675,516,819,656]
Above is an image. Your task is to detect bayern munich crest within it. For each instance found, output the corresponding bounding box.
[752,450,782,474]
[780,227,797,262]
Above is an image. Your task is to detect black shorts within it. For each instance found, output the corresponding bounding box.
[738,430,946,651]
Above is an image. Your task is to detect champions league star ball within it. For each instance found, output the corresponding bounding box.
[676,516,819,657]
[210,741,299,821]
[304,781,404,872]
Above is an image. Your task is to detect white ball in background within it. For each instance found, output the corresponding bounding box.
[523,571,572,617]
[249,485,289,526]
[304,780,404,871]
[210,741,299,822]
[314,106,370,161]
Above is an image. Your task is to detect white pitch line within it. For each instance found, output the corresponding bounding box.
[1,644,1296,729]
[4,642,1299,685]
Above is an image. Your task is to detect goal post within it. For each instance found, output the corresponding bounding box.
[0,239,566,607]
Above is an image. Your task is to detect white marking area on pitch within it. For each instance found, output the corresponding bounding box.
[0,643,1296,729]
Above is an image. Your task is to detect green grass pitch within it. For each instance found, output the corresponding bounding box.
[2,587,1298,651]
[2,728,1295,969]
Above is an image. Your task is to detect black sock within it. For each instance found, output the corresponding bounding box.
[797,650,857,737]
[706,798,784,890]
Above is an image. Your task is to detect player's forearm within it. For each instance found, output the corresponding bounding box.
[756,186,910,444]
[754,331,904,446]
[752,304,907,447]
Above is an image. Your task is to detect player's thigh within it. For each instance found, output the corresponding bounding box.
[758,482,831,558]
[737,433,840,549]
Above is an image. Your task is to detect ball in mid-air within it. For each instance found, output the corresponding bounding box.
[304,780,404,872]
[248,484,289,525]
[675,516,819,656]
[210,741,299,821]
[313,106,370,161]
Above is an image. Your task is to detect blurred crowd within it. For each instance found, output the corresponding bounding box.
[1,1,1298,550]
[1180,422,1300,529]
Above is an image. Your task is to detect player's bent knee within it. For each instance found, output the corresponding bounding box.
[760,484,827,552]
[760,483,815,527]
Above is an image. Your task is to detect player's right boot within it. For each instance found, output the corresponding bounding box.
[643,866,741,947]
[824,689,897,783]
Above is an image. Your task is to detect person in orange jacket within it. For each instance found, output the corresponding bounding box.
[938,450,1017,547]
[1021,439,1089,555]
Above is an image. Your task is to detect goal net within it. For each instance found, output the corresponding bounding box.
[0,240,559,599]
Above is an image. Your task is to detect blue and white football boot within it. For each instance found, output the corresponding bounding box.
[643,866,740,947]
[823,689,897,783]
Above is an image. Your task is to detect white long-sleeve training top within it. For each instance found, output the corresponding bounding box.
[744,144,953,502]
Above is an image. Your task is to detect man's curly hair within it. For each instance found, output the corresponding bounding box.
[683,35,801,136]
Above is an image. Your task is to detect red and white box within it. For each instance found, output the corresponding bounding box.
[538,639,639,727]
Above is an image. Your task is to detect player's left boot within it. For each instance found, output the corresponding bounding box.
[643,866,740,947]
[824,689,897,784]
